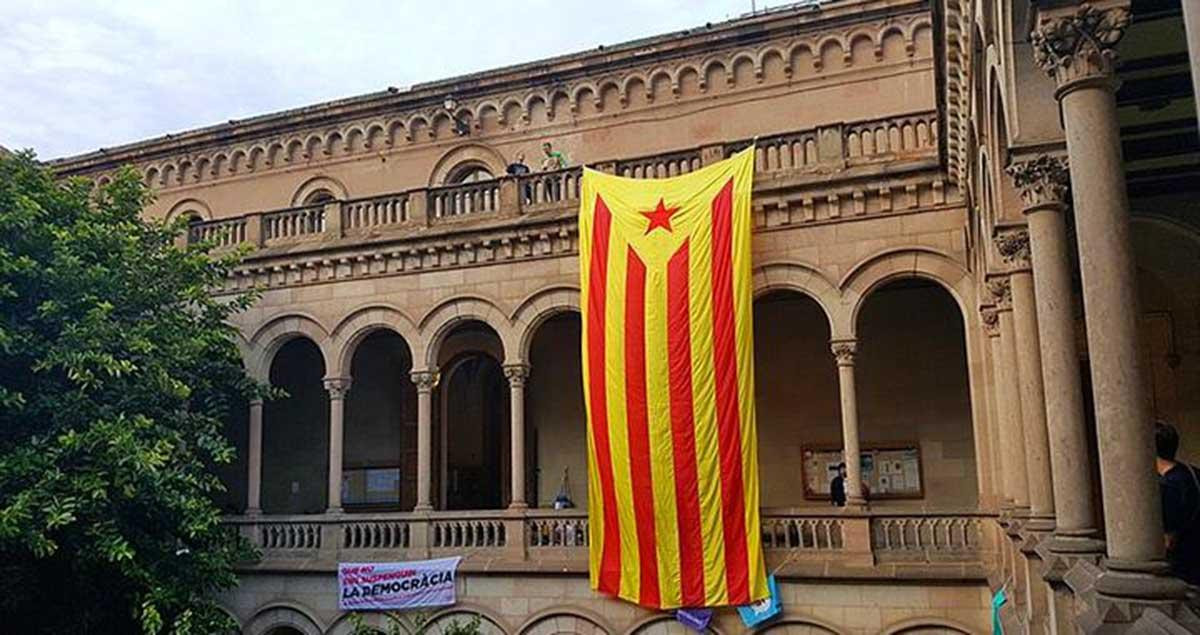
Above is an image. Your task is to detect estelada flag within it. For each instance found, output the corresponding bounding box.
[578,147,767,609]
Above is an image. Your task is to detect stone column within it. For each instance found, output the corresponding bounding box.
[1032,3,1184,599]
[1183,0,1200,128]
[979,309,1008,507]
[324,377,351,513]
[831,340,865,507]
[987,279,1030,512]
[412,370,436,511]
[1006,156,1104,556]
[995,227,1055,529]
[504,363,530,509]
[246,398,264,515]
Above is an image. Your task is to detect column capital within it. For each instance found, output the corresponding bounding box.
[993,226,1032,271]
[1031,3,1130,96]
[1006,155,1071,212]
[986,275,1013,311]
[830,339,858,366]
[249,397,264,407]
[980,306,1001,338]
[503,363,530,386]
[323,376,352,399]
[410,370,437,393]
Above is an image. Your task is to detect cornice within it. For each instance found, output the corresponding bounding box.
[53,3,933,184]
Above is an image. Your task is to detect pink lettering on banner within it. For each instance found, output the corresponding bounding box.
[338,557,462,611]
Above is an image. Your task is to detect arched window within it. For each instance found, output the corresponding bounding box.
[448,163,494,184]
[302,189,335,205]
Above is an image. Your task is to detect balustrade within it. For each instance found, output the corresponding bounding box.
[760,513,844,551]
[342,519,411,550]
[342,193,409,231]
[519,168,582,208]
[616,150,702,179]
[188,216,247,248]
[431,516,506,548]
[264,204,325,242]
[870,513,984,557]
[187,112,941,254]
[845,112,938,160]
[527,512,588,548]
[255,520,323,551]
[431,181,500,218]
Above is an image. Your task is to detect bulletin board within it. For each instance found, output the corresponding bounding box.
[801,443,924,501]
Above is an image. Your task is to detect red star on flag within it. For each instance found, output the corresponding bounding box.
[641,199,679,235]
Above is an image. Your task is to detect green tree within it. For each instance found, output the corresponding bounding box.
[0,152,259,633]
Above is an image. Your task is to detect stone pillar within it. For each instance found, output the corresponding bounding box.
[504,363,529,509]
[987,279,1030,511]
[412,370,436,511]
[995,227,1055,529]
[1006,156,1105,557]
[1183,0,1200,129]
[979,309,1009,506]
[324,377,351,513]
[246,398,264,515]
[831,340,865,507]
[1032,3,1185,599]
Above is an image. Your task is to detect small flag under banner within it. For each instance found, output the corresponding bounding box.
[675,607,714,632]
[737,574,782,627]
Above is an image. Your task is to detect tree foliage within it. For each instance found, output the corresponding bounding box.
[0,152,260,633]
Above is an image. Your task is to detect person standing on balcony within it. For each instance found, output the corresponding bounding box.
[1156,421,1200,586]
[540,142,568,171]
[506,152,530,176]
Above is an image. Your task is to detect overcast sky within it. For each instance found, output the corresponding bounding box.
[0,0,763,160]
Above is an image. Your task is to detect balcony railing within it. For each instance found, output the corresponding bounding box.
[226,507,990,575]
[188,111,941,253]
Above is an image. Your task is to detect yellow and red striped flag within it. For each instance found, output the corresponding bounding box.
[579,147,767,609]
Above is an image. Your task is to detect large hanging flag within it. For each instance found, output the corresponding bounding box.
[578,147,767,609]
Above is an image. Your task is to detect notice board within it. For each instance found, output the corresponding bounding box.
[801,443,924,501]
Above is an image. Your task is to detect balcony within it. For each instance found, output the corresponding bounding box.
[187,111,944,263]
[227,507,992,580]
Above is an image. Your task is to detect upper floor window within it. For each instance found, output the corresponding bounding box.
[448,164,494,184]
[303,189,336,205]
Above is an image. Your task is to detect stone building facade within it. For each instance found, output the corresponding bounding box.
[51,0,1200,632]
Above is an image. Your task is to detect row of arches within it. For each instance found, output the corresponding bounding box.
[215,255,980,514]
[241,603,976,635]
[123,18,932,192]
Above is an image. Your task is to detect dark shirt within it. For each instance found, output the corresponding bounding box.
[830,475,846,507]
[1160,462,1200,585]
[506,162,530,176]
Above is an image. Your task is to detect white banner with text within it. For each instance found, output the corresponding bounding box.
[339,557,461,611]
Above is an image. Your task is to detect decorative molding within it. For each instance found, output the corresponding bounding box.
[994,227,1032,270]
[323,377,352,398]
[57,13,934,189]
[980,306,1000,338]
[503,363,530,387]
[830,339,858,365]
[410,370,436,392]
[1006,155,1071,210]
[1031,4,1130,91]
[986,276,1012,311]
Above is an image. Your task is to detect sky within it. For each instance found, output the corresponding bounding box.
[0,0,764,160]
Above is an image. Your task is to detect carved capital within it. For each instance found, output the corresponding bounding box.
[323,376,352,399]
[1031,4,1130,92]
[503,363,529,387]
[987,276,1013,311]
[994,227,1032,270]
[830,340,858,366]
[980,306,1001,338]
[1006,155,1071,211]
[410,370,436,392]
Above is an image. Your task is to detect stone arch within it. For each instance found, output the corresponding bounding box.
[330,304,420,377]
[423,605,510,635]
[243,602,324,635]
[518,608,611,635]
[752,260,847,338]
[418,295,511,370]
[289,175,349,207]
[512,285,581,362]
[247,312,333,382]
[428,143,507,186]
[754,617,843,634]
[165,198,213,223]
[326,611,409,635]
[880,616,977,635]
[840,247,974,336]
